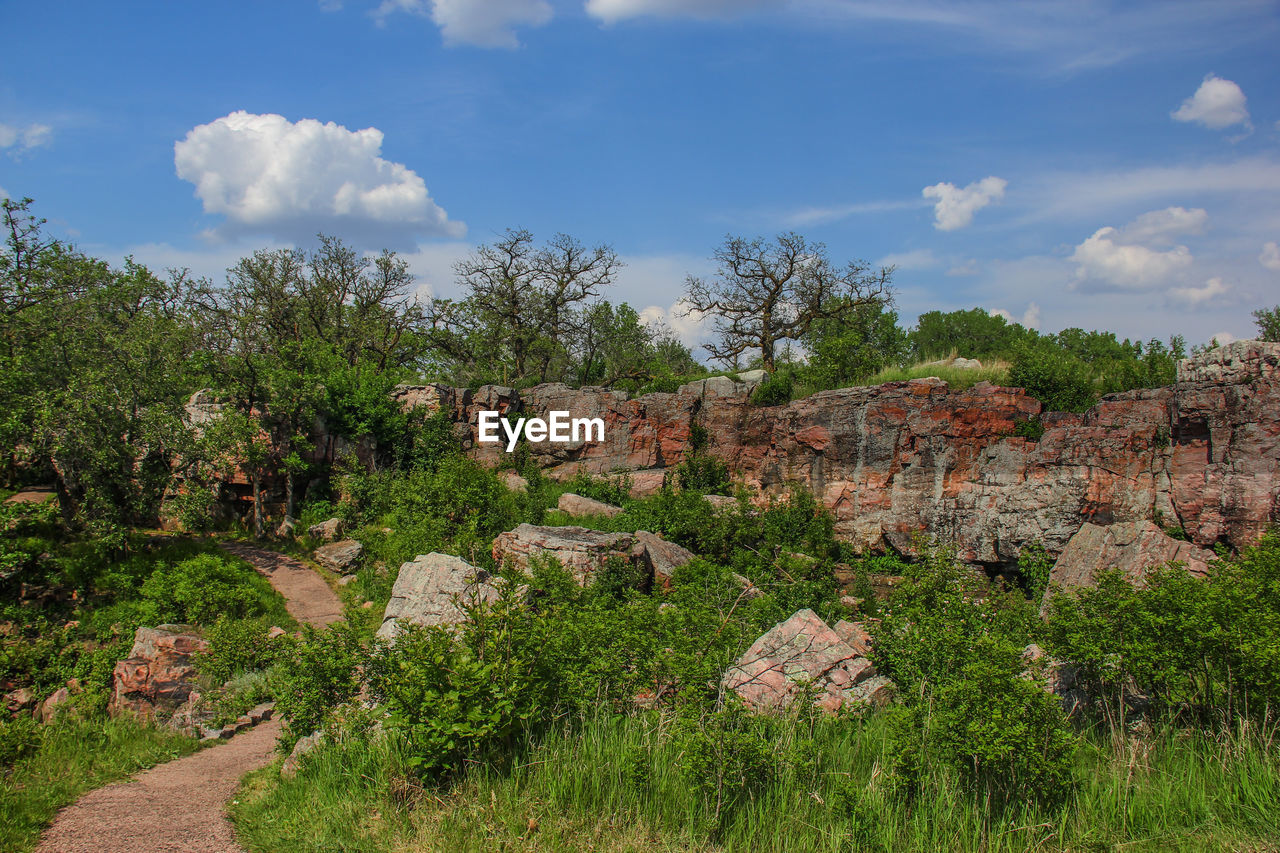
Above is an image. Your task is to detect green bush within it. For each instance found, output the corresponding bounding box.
[872,542,1073,802]
[1008,342,1097,413]
[369,598,542,780]
[562,469,631,507]
[673,700,784,829]
[676,422,731,494]
[749,368,795,407]
[195,617,286,684]
[275,622,367,746]
[1044,533,1278,728]
[139,553,285,626]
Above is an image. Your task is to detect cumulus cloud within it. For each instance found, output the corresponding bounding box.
[1170,276,1231,306]
[586,0,781,23]
[988,303,1041,329]
[0,121,52,156]
[1071,227,1193,291]
[374,0,551,47]
[640,300,708,349]
[1171,73,1251,130]
[1118,206,1207,245]
[922,176,1007,231]
[1260,241,1280,272]
[174,111,462,247]
[1069,207,1214,292]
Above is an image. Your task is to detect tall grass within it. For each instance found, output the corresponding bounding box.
[232,711,1280,853]
[0,715,199,852]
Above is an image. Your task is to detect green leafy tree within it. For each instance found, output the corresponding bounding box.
[1253,305,1280,342]
[801,299,908,388]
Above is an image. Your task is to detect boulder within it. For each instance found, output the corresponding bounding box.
[627,469,667,498]
[376,553,503,641]
[111,625,208,719]
[502,471,529,493]
[308,518,345,542]
[634,530,696,588]
[557,493,624,518]
[281,730,324,779]
[492,524,642,585]
[952,357,983,369]
[704,495,738,511]
[1047,520,1216,599]
[266,625,287,639]
[833,620,873,657]
[313,539,363,574]
[1022,644,1085,716]
[722,609,883,713]
[38,687,71,723]
[5,687,35,716]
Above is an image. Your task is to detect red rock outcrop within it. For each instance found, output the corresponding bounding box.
[397,340,1279,567]
[111,625,208,719]
[722,609,889,713]
[1047,520,1216,595]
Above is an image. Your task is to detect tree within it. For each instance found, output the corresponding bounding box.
[1254,305,1280,342]
[909,307,1033,362]
[0,199,204,531]
[429,229,621,385]
[801,299,908,389]
[681,232,892,372]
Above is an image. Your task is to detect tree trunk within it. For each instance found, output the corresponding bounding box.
[285,470,295,528]
[252,470,264,539]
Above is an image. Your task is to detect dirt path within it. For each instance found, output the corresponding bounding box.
[35,543,344,853]
[219,542,344,628]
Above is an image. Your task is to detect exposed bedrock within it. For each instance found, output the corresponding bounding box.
[379,341,1279,564]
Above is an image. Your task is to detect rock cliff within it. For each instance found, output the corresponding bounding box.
[393,340,1279,566]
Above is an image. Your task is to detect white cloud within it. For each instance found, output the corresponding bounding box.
[586,0,781,23]
[374,0,551,47]
[0,185,8,200]
[777,198,923,228]
[922,176,1007,231]
[1118,206,1207,245]
[1260,241,1280,272]
[640,300,708,349]
[877,248,938,271]
[1170,276,1231,306]
[1172,73,1251,131]
[174,111,462,247]
[1208,331,1238,346]
[1071,226,1193,291]
[946,259,980,276]
[988,302,1040,329]
[0,121,52,155]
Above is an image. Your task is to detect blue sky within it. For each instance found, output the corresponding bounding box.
[3,0,1278,352]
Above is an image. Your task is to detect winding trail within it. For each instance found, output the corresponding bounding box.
[35,542,343,853]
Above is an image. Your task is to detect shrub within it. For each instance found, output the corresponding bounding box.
[871,542,1072,802]
[195,618,285,684]
[750,368,795,407]
[1044,533,1278,728]
[1008,342,1097,413]
[139,553,284,626]
[676,422,731,494]
[275,622,367,746]
[562,469,632,507]
[369,598,542,780]
[673,700,783,829]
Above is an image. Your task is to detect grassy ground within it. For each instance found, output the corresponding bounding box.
[0,716,200,853]
[862,360,1010,391]
[231,711,1280,853]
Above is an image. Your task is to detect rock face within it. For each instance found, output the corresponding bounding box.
[313,540,363,574]
[722,609,887,713]
[376,553,503,641]
[393,340,1280,570]
[557,493,624,518]
[111,625,208,719]
[1047,520,1216,595]
[491,524,694,587]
